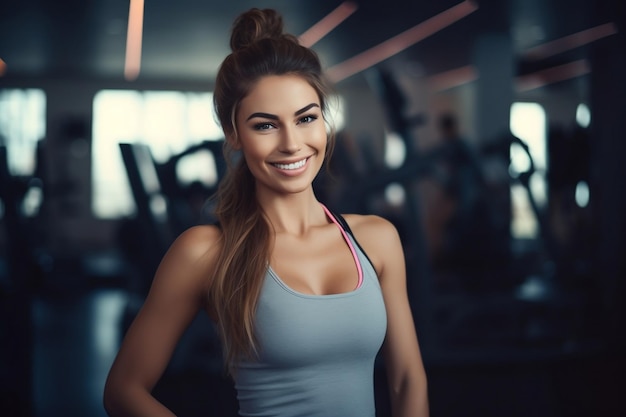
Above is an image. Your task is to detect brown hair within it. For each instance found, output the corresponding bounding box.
[210,8,334,372]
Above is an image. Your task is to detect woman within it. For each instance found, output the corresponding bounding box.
[104,8,428,417]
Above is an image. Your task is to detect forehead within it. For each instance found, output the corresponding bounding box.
[238,75,320,116]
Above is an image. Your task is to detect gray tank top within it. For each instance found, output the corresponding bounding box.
[234,211,387,417]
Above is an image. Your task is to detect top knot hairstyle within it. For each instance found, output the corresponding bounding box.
[209,9,335,373]
[229,8,289,51]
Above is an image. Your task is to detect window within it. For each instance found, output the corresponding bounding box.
[327,95,346,133]
[92,90,222,218]
[0,89,46,176]
[509,102,547,239]
[576,103,591,128]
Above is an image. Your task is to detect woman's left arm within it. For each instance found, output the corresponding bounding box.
[354,215,429,417]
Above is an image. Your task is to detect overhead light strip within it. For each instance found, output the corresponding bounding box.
[299,1,358,47]
[523,22,618,61]
[124,0,145,81]
[326,0,478,83]
[426,58,591,92]
[427,65,478,92]
[516,59,591,92]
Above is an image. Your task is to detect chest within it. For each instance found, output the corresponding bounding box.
[253,265,387,366]
[270,227,362,295]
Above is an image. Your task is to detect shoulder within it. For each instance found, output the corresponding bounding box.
[152,224,222,294]
[169,224,222,260]
[342,213,399,241]
[340,214,403,276]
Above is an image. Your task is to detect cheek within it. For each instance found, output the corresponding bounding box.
[240,138,272,163]
[312,126,328,148]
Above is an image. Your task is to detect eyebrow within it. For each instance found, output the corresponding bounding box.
[246,103,320,121]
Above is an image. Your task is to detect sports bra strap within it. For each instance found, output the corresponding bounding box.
[323,206,377,276]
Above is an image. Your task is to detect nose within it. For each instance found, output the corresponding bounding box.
[278,126,301,154]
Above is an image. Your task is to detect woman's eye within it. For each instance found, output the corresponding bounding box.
[298,115,318,124]
[254,122,274,131]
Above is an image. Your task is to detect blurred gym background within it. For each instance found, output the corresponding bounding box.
[1,0,625,416]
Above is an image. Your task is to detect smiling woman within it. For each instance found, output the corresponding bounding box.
[103,8,428,417]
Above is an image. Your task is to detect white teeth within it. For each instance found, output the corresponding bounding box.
[273,158,307,170]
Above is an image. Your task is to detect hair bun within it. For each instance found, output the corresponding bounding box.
[230,8,286,52]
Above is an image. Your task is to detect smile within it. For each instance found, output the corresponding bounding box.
[271,157,308,170]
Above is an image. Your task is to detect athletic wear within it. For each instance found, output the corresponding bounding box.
[234,210,387,417]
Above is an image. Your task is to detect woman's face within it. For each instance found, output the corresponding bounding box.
[234,74,327,197]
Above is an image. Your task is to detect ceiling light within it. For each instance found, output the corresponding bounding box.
[299,1,358,47]
[516,59,591,92]
[125,0,145,81]
[523,22,618,61]
[427,65,478,91]
[325,0,478,83]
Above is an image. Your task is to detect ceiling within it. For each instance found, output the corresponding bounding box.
[0,0,621,87]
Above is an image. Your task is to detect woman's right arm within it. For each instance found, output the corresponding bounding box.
[103,225,221,417]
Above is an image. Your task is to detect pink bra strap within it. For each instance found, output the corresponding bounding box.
[320,204,364,289]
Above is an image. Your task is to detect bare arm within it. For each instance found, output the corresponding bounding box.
[351,215,429,417]
[103,225,221,417]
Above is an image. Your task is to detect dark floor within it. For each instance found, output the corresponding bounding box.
[1,265,625,417]
[32,289,126,417]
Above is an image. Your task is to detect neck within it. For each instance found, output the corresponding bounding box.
[257,190,327,236]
